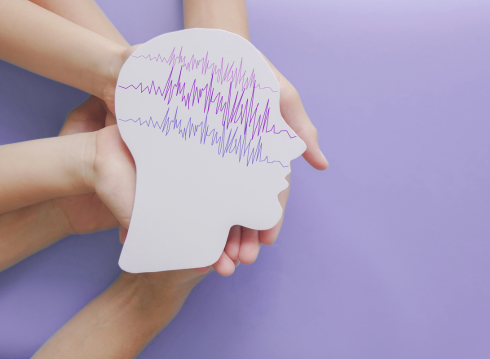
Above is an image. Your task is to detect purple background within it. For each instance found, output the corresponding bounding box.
[1,0,489,357]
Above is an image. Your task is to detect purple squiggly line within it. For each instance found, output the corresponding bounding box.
[118,66,296,140]
[118,47,295,166]
[131,47,278,93]
[118,107,288,167]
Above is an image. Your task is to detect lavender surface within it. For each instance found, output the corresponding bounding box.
[0,1,489,357]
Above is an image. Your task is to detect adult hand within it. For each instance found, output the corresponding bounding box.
[223,56,329,265]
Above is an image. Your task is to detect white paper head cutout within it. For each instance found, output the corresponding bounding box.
[115,29,306,273]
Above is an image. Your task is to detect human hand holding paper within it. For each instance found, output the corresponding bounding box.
[54,36,328,274]
[0,1,329,357]
[0,0,327,275]
[55,99,239,275]
[0,0,247,276]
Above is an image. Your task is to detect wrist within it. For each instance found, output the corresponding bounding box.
[184,0,250,40]
[110,271,206,329]
[71,131,98,194]
[95,45,132,114]
[32,270,206,358]
[119,270,206,299]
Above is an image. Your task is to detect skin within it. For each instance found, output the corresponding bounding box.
[0,0,128,113]
[0,0,328,357]
[32,269,215,359]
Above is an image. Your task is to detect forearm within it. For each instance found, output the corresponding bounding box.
[33,271,202,359]
[28,0,129,47]
[183,2,284,88]
[0,132,94,214]
[0,201,70,271]
[184,0,250,40]
[0,0,126,106]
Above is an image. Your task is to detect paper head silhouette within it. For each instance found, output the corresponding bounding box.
[115,29,306,273]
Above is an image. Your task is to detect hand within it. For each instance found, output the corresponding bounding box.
[223,57,329,266]
[52,96,118,235]
[53,96,239,276]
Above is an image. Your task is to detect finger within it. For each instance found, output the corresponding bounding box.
[212,252,236,276]
[239,227,261,264]
[195,266,211,274]
[297,125,328,170]
[224,225,241,260]
[279,83,328,170]
[59,96,107,136]
[260,213,284,246]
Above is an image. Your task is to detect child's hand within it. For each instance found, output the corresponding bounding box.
[53,97,241,276]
